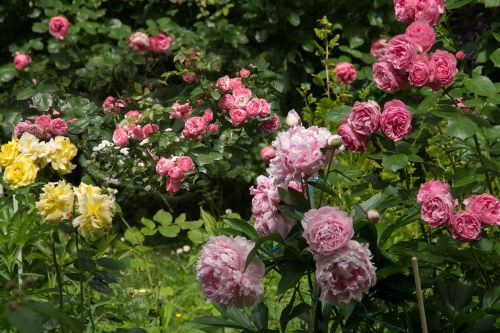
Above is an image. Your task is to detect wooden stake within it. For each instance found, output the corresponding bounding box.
[412,257,428,333]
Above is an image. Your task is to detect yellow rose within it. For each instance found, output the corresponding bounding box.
[3,155,39,189]
[0,138,20,168]
[47,136,78,175]
[73,192,115,237]
[19,133,50,167]
[36,181,74,223]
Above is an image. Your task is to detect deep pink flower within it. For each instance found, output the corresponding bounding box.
[386,34,417,70]
[202,109,214,123]
[405,21,436,53]
[149,33,173,54]
[464,194,500,226]
[182,74,196,83]
[380,99,412,141]
[372,61,408,93]
[207,123,219,133]
[142,123,159,138]
[409,55,431,87]
[156,157,175,177]
[260,114,280,133]
[216,75,231,92]
[170,101,192,120]
[246,98,264,117]
[49,16,70,40]
[260,146,276,163]
[258,99,271,117]
[113,128,129,147]
[35,115,52,129]
[347,100,381,136]
[128,32,150,55]
[337,122,367,152]
[13,52,31,70]
[394,0,417,23]
[239,68,250,78]
[168,166,183,180]
[415,0,440,26]
[50,118,68,136]
[429,50,457,89]
[421,193,455,227]
[229,108,247,127]
[335,62,357,85]
[166,178,182,195]
[232,87,252,109]
[455,50,465,60]
[417,180,449,204]
[229,77,243,90]
[219,94,235,110]
[177,156,194,173]
[449,211,482,242]
[184,116,207,139]
[125,124,144,140]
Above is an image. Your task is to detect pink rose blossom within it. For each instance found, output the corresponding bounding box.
[229,77,243,90]
[347,100,381,136]
[168,166,183,180]
[229,108,247,127]
[258,99,271,117]
[182,74,196,83]
[49,118,68,136]
[102,96,115,114]
[335,62,357,85]
[207,123,219,133]
[13,52,31,70]
[449,211,482,242]
[149,33,173,54]
[245,98,264,117]
[405,21,436,53]
[170,101,192,120]
[315,240,377,304]
[372,61,408,93]
[202,109,214,123]
[436,0,445,13]
[216,75,231,92]
[48,16,70,40]
[415,0,440,26]
[219,94,235,110]
[464,194,500,226]
[14,120,32,137]
[113,128,129,147]
[456,97,469,113]
[429,50,457,89]
[196,236,265,307]
[455,50,465,60]
[184,116,207,138]
[128,32,150,55]
[166,178,182,195]
[142,123,159,138]
[370,39,388,59]
[386,34,417,70]
[409,55,431,87]
[337,122,367,152]
[125,124,144,140]
[156,157,175,177]
[417,180,449,204]
[177,156,194,173]
[260,146,276,163]
[25,124,49,140]
[394,0,416,23]
[260,114,280,133]
[421,193,455,227]
[125,110,142,123]
[239,68,250,78]
[380,99,412,141]
[35,115,52,129]
[302,206,353,256]
[232,87,252,109]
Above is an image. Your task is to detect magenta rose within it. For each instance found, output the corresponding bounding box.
[335,62,357,85]
[415,0,440,26]
[337,122,367,152]
[112,128,129,147]
[464,194,500,226]
[232,87,252,109]
[417,180,449,204]
[429,50,457,89]
[386,34,417,70]
[229,108,247,127]
[13,52,31,70]
[260,114,280,133]
[48,16,70,40]
[216,75,231,92]
[156,157,175,177]
[348,100,381,135]
[372,61,408,93]
[370,39,388,59]
[259,146,276,163]
[449,211,482,242]
[421,193,455,227]
[149,33,173,54]
[380,99,412,141]
[406,21,436,52]
[394,0,416,23]
[184,116,207,138]
[49,118,68,136]
[218,94,235,110]
[177,156,194,173]
[165,178,182,195]
[128,32,150,55]
[409,55,431,87]
[302,206,353,256]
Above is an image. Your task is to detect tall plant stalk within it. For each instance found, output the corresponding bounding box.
[51,230,65,333]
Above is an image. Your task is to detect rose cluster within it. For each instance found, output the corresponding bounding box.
[338,99,412,152]
[182,109,219,139]
[112,110,160,147]
[155,155,194,195]
[128,31,173,55]
[14,115,68,140]
[372,1,457,93]
[102,96,128,114]
[417,180,499,241]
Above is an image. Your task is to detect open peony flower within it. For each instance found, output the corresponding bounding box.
[417,179,449,204]
[301,206,353,256]
[449,211,482,242]
[335,62,357,85]
[196,236,265,307]
[347,100,381,136]
[464,194,500,226]
[315,240,377,304]
[49,16,70,40]
[420,193,455,227]
[36,181,74,223]
[380,99,412,141]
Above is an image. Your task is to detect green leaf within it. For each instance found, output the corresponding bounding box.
[490,48,500,67]
[251,302,269,330]
[445,0,474,9]
[124,227,144,245]
[158,225,180,238]
[153,209,172,225]
[32,92,53,111]
[464,75,497,97]
[382,154,408,172]
[187,229,205,244]
[483,285,500,309]
[278,266,305,294]
[16,87,36,100]
[287,13,300,26]
[191,316,245,329]
[416,93,440,113]
[223,218,259,239]
[140,217,155,230]
[446,117,478,139]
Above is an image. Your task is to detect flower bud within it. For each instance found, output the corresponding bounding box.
[455,50,465,60]
[285,109,301,127]
[367,209,380,223]
[327,134,342,147]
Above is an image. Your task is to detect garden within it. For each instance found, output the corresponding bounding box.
[0,0,499,332]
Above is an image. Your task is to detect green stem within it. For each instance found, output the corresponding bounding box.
[470,243,490,287]
[308,277,320,333]
[318,151,335,208]
[75,232,85,325]
[51,233,65,333]
[472,135,494,193]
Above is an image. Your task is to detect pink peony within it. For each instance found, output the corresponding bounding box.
[232,87,252,109]
[14,120,32,137]
[380,99,412,141]
[405,21,436,53]
[347,100,381,136]
[218,94,235,110]
[417,180,449,204]
[415,0,440,26]
[196,236,265,307]
[202,109,214,123]
[216,76,231,92]
[464,194,500,226]
[394,0,417,23]
[285,109,301,127]
[229,108,247,127]
[239,68,250,78]
[113,128,129,147]
[421,193,455,227]
[335,62,357,85]
[409,55,431,87]
[128,32,150,55]
[301,206,353,256]
[260,146,276,163]
[170,101,192,120]
[372,61,408,93]
[13,52,31,70]
[260,114,280,133]
[177,156,194,173]
[183,116,207,138]
[149,33,173,54]
[267,126,331,185]
[370,39,388,59]
[337,122,367,152]
[315,240,377,304]
[48,16,70,40]
[49,118,68,136]
[386,34,417,70]
[429,50,457,89]
[207,123,219,133]
[142,123,159,138]
[156,157,175,177]
[166,178,182,195]
[449,211,482,242]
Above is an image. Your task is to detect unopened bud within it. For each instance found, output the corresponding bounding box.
[327,134,342,147]
[285,109,301,127]
[367,209,380,223]
[455,50,465,60]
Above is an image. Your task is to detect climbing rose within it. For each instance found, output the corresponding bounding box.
[13,52,31,70]
[177,156,194,173]
[149,33,173,53]
[216,75,231,92]
[49,118,68,136]
[14,121,32,137]
[429,50,457,89]
[48,16,70,40]
[335,62,357,85]
[196,236,265,307]
[260,114,280,133]
[246,98,264,117]
[239,68,250,78]
[380,99,412,141]
[166,178,182,195]
[229,108,247,127]
[347,100,381,136]
[449,211,482,242]
[409,55,431,87]
[394,0,416,23]
[315,240,377,304]
[405,21,436,53]
[260,146,276,163]
[337,122,367,152]
[372,61,408,93]
[386,34,417,70]
[202,109,214,123]
[207,123,219,133]
[219,94,235,110]
[170,101,192,120]
[464,194,500,226]
[128,32,150,55]
[421,193,455,227]
[417,180,449,204]
[156,157,175,177]
[35,115,52,129]
[141,123,159,138]
[370,39,388,59]
[415,0,440,26]
[183,117,207,139]
[232,87,252,109]
[112,128,129,147]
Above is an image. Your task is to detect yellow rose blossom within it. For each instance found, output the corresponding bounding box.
[0,138,20,168]
[47,136,78,174]
[3,155,39,189]
[73,189,115,237]
[36,181,74,223]
[18,133,50,166]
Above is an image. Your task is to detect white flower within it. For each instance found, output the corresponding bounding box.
[176,248,183,254]
[120,148,129,155]
[144,185,152,191]
[183,245,191,252]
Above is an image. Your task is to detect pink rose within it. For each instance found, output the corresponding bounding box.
[380,99,412,141]
[49,118,68,136]
[239,68,250,78]
[436,0,445,13]
[216,75,231,92]
[464,194,500,226]
[229,108,247,127]
[335,62,357,85]
[177,156,194,172]
[128,32,150,55]
[302,206,353,256]
[168,166,183,180]
[449,211,482,242]
[259,146,276,163]
[386,34,417,70]
[347,100,381,135]
[48,16,70,40]
[370,39,388,59]
[149,33,173,54]
[25,124,49,140]
[184,116,207,138]
[409,55,431,87]
[182,74,196,83]
[421,193,455,227]
[13,52,31,70]
[417,179,449,204]
[258,99,271,117]
[125,124,144,140]
[429,50,457,89]
[229,77,243,90]
[315,240,377,304]
[245,98,263,117]
[196,236,265,307]
[260,114,280,133]
[113,128,129,147]
[102,96,115,114]
[405,21,436,53]
[207,123,219,133]
[372,61,408,93]
[170,101,192,120]
[456,50,465,60]
[415,0,440,26]
[165,178,182,195]
[202,109,214,123]
[156,157,175,177]
[337,122,367,152]
[125,110,142,123]
[35,115,52,129]
[456,97,469,113]
[14,120,32,137]
[218,94,235,110]
[232,87,252,108]
[394,0,416,23]
[142,123,159,138]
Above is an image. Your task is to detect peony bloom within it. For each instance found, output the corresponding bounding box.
[260,114,280,133]
[216,75,231,92]
[166,178,182,195]
[315,240,377,304]
[260,146,276,163]
[149,33,173,53]
[421,193,455,227]
[302,206,353,256]
[3,155,39,189]
[285,109,301,127]
[73,184,115,237]
[177,156,194,172]
[380,99,412,141]
[47,136,78,174]
[48,16,70,40]
[219,94,235,110]
[406,21,436,53]
[170,100,192,120]
[394,0,416,23]
[196,236,265,307]
[128,32,150,55]
[50,118,68,136]
[417,180,449,204]
[13,121,32,138]
[240,68,250,78]
[156,157,175,177]
[232,87,252,109]
[386,34,417,70]
[229,108,247,127]
[183,116,207,139]
[372,61,408,93]
[113,128,129,147]
[415,0,440,26]
[409,55,431,87]
[36,181,74,223]
[370,39,388,59]
[335,62,357,85]
[449,211,482,242]
[429,50,457,89]
[347,100,381,136]
[337,122,367,152]
[13,52,32,70]
[464,194,499,226]
[267,126,331,185]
